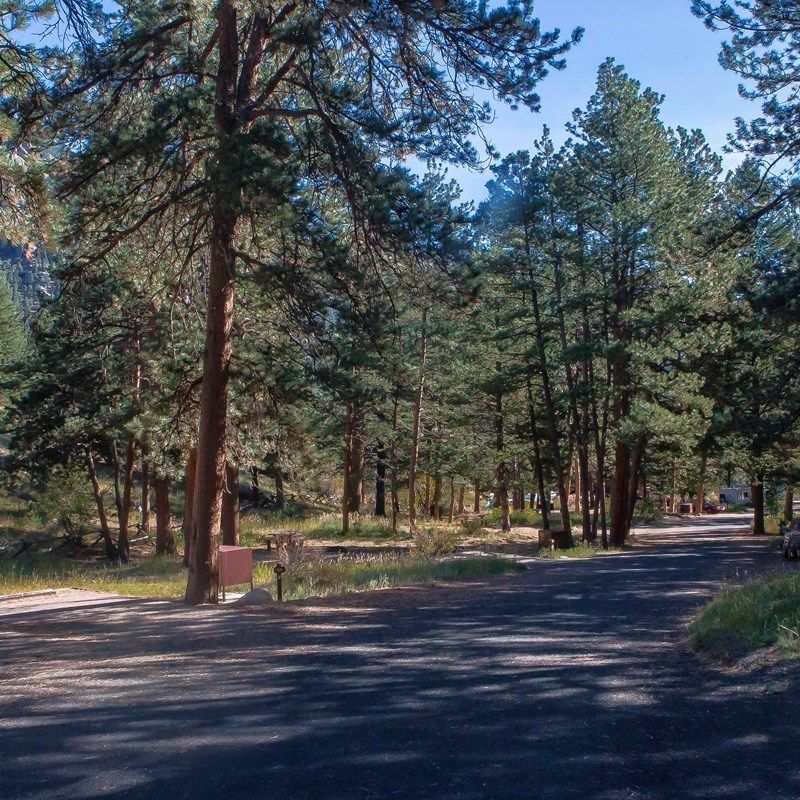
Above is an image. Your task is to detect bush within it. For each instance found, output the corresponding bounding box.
[412,523,459,556]
[634,498,663,524]
[33,466,95,538]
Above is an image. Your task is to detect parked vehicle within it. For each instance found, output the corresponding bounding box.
[691,499,726,514]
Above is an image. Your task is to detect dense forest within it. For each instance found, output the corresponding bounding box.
[1,0,799,605]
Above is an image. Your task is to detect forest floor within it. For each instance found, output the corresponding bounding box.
[3,513,799,800]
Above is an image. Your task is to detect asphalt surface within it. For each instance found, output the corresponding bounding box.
[1,515,798,800]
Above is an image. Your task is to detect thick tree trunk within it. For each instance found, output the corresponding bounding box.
[118,436,135,562]
[408,309,427,534]
[111,443,123,524]
[784,487,794,523]
[342,403,354,536]
[458,485,465,516]
[86,451,118,560]
[610,438,630,548]
[374,442,387,517]
[448,476,455,523]
[473,481,480,514]
[184,0,265,604]
[695,450,707,516]
[495,374,510,532]
[431,472,442,520]
[348,405,364,513]
[141,458,151,535]
[182,446,197,566]
[752,481,766,536]
[625,436,646,534]
[154,478,176,555]
[423,474,431,519]
[390,386,400,534]
[250,465,260,501]
[221,462,240,546]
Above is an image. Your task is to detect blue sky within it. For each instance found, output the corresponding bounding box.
[438,0,755,203]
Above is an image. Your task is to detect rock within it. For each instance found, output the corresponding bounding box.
[234,588,273,606]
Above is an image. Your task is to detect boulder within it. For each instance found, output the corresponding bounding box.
[233,587,273,606]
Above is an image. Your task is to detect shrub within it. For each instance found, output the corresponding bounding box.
[33,466,95,538]
[635,498,663,524]
[413,523,459,555]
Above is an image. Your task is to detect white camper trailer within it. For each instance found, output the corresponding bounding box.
[715,485,752,506]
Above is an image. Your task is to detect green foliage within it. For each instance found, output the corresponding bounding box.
[33,466,94,536]
[634,498,664,524]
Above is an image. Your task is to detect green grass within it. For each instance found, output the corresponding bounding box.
[0,552,523,601]
[689,572,800,660]
[536,542,625,559]
[278,554,524,600]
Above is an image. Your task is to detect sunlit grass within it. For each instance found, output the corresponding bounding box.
[0,552,523,601]
[689,572,800,660]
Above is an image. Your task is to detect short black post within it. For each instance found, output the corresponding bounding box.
[274,563,286,602]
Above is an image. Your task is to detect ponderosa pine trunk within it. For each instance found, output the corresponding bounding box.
[118,436,135,562]
[182,446,197,566]
[784,487,794,523]
[431,472,442,520]
[86,450,118,560]
[448,476,455,523]
[348,405,364,514]
[183,0,244,605]
[458,485,465,516]
[473,481,480,514]
[342,403,354,536]
[494,372,511,532]
[141,457,150,535]
[221,462,240,546]
[752,480,766,535]
[375,442,387,517]
[695,449,707,516]
[154,477,176,555]
[390,386,400,533]
[408,308,427,534]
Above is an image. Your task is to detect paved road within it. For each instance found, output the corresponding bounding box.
[1,515,798,800]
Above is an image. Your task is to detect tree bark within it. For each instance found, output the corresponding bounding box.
[342,403,354,536]
[458,485,465,516]
[348,404,364,513]
[431,472,442,520]
[86,451,118,560]
[447,476,455,523]
[184,0,265,604]
[374,442,387,517]
[141,458,151,535]
[154,478,176,555]
[494,370,510,532]
[182,446,197,566]
[118,436,135,562]
[784,487,794,523]
[250,465,260,501]
[752,480,766,535]
[390,385,400,534]
[221,462,240,546]
[408,308,427,534]
[473,481,480,514]
[695,449,707,516]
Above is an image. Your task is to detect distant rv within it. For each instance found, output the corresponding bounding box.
[714,485,752,506]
